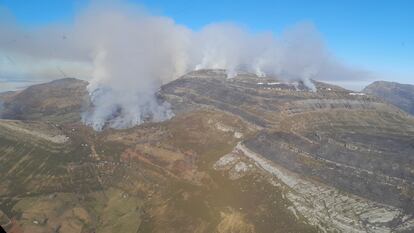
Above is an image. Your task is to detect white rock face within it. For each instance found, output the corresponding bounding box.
[234,132,243,139]
[214,152,238,169]
[215,122,243,139]
[232,142,414,233]
[214,150,251,180]
[349,92,366,96]
[0,120,69,144]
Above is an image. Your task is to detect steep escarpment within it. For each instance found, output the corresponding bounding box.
[244,112,414,212]
[162,70,414,232]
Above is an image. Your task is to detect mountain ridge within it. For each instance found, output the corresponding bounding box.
[0,71,413,232]
[363,80,414,115]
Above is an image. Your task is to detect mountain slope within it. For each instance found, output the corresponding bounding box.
[0,78,89,123]
[1,71,414,233]
[363,81,414,115]
[162,70,414,232]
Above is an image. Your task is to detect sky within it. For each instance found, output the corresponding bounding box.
[0,0,413,90]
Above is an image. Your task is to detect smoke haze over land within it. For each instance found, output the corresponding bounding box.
[0,1,373,130]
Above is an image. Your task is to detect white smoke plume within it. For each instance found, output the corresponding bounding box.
[0,2,372,130]
[74,4,190,130]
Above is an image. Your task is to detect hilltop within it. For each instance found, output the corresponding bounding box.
[0,71,413,233]
[363,80,414,115]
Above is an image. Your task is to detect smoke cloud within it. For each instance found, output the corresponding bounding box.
[0,2,372,130]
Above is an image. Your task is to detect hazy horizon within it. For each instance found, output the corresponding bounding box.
[1,0,413,93]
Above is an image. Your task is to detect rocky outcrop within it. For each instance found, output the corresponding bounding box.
[162,70,414,231]
[2,70,414,232]
[227,143,414,233]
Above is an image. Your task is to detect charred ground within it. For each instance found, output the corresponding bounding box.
[0,70,413,233]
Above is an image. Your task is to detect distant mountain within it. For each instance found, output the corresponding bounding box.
[363,81,414,115]
[0,78,89,122]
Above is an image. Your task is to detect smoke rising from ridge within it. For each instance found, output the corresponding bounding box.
[0,2,372,130]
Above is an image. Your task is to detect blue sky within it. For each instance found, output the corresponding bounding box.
[1,0,413,85]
